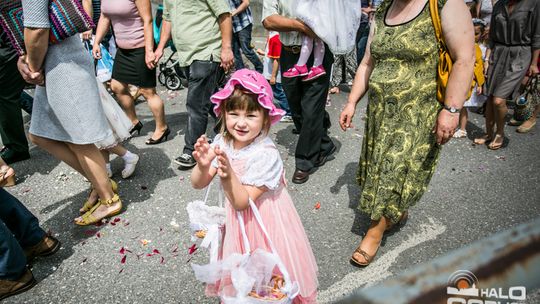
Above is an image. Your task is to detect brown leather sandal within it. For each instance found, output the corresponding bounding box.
[350,242,380,267]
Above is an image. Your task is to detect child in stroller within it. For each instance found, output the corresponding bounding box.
[153,4,188,91]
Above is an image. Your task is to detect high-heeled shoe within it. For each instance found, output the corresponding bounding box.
[145,127,171,145]
[129,121,143,136]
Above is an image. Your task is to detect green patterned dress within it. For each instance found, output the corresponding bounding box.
[357,0,444,224]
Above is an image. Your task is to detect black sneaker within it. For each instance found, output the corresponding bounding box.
[175,153,196,170]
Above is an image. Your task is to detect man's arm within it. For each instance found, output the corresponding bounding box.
[154,20,171,63]
[218,13,234,71]
[262,15,316,39]
[270,58,279,84]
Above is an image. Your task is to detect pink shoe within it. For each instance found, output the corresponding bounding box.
[302,65,326,82]
[283,64,309,78]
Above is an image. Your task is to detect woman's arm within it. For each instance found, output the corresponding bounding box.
[81,0,93,40]
[24,28,49,73]
[135,0,156,69]
[339,24,375,131]
[435,0,475,145]
[92,13,111,59]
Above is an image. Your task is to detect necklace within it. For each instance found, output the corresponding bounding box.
[387,0,422,25]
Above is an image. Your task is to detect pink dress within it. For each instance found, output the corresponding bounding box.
[207,134,318,303]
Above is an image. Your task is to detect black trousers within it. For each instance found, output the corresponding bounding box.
[0,55,28,154]
[183,60,224,155]
[280,45,335,171]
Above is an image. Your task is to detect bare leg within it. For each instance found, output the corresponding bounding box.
[29,134,86,176]
[139,87,167,139]
[110,79,139,126]
[459,108,468,130]
[474,95,495,144]
[108,145,127,157]
[490,96,507,148]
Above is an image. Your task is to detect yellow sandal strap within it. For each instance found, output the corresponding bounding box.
[98,194,120,206]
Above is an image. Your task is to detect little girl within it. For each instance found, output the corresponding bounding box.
[454,19,487,138]
[190,69,318,303]
[283,0,361,82]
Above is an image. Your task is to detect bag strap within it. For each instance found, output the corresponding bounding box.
[428,0,446,51]
[235,199,295,295]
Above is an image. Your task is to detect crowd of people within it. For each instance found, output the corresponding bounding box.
[0,0,538,302]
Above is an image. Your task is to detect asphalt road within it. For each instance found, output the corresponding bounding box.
[3,68,540,303]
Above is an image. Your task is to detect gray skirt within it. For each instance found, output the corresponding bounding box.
[30,35,112,144]
[486,44,531,100]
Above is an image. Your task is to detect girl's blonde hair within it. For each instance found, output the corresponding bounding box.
[218,88,271,142]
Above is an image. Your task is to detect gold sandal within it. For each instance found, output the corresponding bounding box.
[80,180,118,214]
[75,194,122,226]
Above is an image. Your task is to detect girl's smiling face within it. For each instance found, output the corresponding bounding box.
[225,108,264,150]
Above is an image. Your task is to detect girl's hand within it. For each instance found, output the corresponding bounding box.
[192,135,215,168]
[529,63,539,76]
[477,85,483,95]
[339,102,356,131]
[214,145,232,180]
[92,44,102,60]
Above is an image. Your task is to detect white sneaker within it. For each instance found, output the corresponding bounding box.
[122,154,139,179]
[453,129,467,138]
[106,164,113,178]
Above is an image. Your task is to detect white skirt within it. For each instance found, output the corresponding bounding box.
[294,0,362,55]
[464,86,487,108]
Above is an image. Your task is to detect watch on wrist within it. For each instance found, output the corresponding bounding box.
[443,104,461,114]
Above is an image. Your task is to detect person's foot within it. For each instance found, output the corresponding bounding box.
[329,86,340,94]
[350,231,383,267]
[283,64,309,78]
[517,119,536,133]
[487,134,504,150]
[508,118,524,126]
[302,65,326,82]
[0,268,36,301]
[24,235,61,261]
[145,127,171,145]
[452,129,467,138]
[74,195,122,226]
[473,134,492,145]
[292,168,311,184]
[315,145,337,167]
[175,153,197,170]
[280,115,293,123]
[0,148,30,165]
[80,189,99,214]
[122,153,139,179]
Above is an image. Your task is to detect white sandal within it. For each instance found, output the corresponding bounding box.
[453,129,467,138]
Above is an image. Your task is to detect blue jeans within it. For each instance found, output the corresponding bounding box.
[356,22,370,66]
[272,83,291,116]
[0,189,45,280]
[232,24,263,73]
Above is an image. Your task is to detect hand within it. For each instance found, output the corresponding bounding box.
[339,102,357,131]
[433,109,459,145]
[145,50,157,70]
[154,47,164,64]
[0,162,15,188]
[192,135,216,168]
[220,47,234,72]
[92,44,102,60]
[529,63,539,76]
[477,85,483,95]
[81,30,92,41]
[269,76,276,85]
[298,20,317,39]
[256,48,265,56]
[214,145,232,180]
[17,56,44,86]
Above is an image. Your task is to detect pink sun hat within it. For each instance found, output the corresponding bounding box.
[210,69,286,125]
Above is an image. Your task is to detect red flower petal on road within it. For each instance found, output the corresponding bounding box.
[119,247,125,255]
[146,253,153,257]
[96,232,101,238]
[113,217,121,223]
[314,202,321,210]
[188,244,198,255]
[110,221,116,226]
[119,268,124,274]
[160,257,165,264]
[152,249,160,255]
[121,255,127,264]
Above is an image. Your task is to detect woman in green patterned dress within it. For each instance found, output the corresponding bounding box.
[339,0,475,267]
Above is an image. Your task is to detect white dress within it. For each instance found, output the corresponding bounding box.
[294,0,362,54]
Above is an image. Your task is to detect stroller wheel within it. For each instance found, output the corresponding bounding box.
[165,74,182,91]
[158,71,167,86]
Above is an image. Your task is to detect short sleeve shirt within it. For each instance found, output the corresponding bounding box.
[163,0,231,66]
[262,31,282,82]
[262,0,302,46]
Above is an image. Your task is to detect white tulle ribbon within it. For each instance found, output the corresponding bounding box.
[200,224,221,263]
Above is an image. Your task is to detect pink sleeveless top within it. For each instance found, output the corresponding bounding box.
[101,0,145,49]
